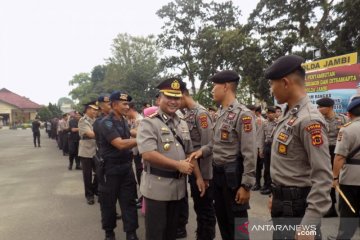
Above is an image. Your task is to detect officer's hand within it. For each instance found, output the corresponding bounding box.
[204,179,210,189]
[235,187,250,205]
[189,150,203,162]
[130,129,137,138]
[177,160,194,175]
[333,179,339,188]
[268,195,272,213]
[196,178,206,197]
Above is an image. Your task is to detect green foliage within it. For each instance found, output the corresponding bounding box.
[37,103,63,121]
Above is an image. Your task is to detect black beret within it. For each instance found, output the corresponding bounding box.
[97,95,110,103]
[110,91,132,102]
[157,77,184,97]
[347,98,360,112]
[83,100,99,110]
[209,70,240,84]
[316,97,335,107]
[265,55,305,80]
[266,106,276,113]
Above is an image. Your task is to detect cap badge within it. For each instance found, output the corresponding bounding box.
[171,80,180,90]
[120,94,128,101]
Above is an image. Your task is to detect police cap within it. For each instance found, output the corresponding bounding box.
[209,70,240,84]
[265,55,305,80]
[156,77,184,97]
[110,91,132,102]
[347,98,360,113]
[316,97,335,107]
[83,100,99,110]
[97,95,110,103]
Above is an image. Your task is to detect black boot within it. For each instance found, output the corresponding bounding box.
[252,183,261,191]
[104,231,115,240]
[126,231,138,240]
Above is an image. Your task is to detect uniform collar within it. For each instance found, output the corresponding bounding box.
[351,116,360,122]
[284,96,310,117]
[158,108,180,124]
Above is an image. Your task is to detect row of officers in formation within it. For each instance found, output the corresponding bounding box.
[51,55,360,240]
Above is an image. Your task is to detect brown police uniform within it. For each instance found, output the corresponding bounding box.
[136,77,193,240]
[266,55,332,240]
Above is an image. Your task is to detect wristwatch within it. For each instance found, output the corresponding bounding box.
[241,183,252,191]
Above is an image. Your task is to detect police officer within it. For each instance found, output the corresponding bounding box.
[259,107,277,195]
[98,91,139,240]
[31,116,41,147]
[78,101,98,205]
[179,83,216,240]
[328,98,360,240]
[266,55,333,239]
[190,70,257,240]
[137,77,205,240]
[68,111,81,170]
[316,97,348,217]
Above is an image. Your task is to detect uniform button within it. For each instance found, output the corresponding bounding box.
[166,139,169,141]
[176,144,179,147]
[158,177,161,180]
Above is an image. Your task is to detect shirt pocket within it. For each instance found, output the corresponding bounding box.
[219,123,233,143]
[274,131,293,156]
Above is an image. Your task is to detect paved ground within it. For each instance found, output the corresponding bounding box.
[0,128,358,240]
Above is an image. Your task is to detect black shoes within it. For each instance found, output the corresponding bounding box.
[324,205,338,218]
[86,197,95,205]
[252,183,261,191]
[176,228,187,239]
[126,231,138,240]
[105,231,115,240]
[260,187,271,195]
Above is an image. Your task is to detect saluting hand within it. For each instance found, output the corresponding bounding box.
[188,150,203,162]
[235,187,250,205]
[177,160,194,175]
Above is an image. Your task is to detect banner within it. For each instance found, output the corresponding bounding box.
[305,64,360,113]
[302,52,357,72]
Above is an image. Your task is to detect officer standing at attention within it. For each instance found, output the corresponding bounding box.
[328,98,360,240]
[98,91,139,240]
[266,55,332,239]
[259,107,277,195]
[179,82,216,240]
[190,70,257,240]
[78,101,98,205]
[316,97,348,217]
[137,77,205,240]
[68,111,81,170]
[32,116,41,147]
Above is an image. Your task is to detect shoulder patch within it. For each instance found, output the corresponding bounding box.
[148,112,159,119]
[305,123,323,147]
[342,122,352,127]
[198,113,208,129]
[242,116,252,133]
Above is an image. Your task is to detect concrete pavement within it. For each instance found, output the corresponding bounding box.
[0,128,356,240]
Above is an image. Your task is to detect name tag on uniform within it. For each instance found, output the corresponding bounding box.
[277,132,289,142]
[227,112,236,120]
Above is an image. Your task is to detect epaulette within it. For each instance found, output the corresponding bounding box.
[342,122,352,127]
[148,112,159,119]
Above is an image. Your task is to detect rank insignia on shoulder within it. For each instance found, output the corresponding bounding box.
[278,143,287,155]
[148,112,159,118]
[199,113,208,128]
[242,116,252,133]
[227,112,236,120]
[287,116,298,126]
[161,127,170,132]
[342,122,352,127]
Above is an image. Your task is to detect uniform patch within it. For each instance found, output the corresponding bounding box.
[227,112,236,120]
[305,123,321,132]
[105,120,113,128]
[221,130,229,141]
[287,116,298,126]
[337,131,343,141]
[163,143,171,151]
[311,131,323,146]
[242,116,252,133]
[277,132,289,142]
[278,143,287,155]
[199,114,208,129]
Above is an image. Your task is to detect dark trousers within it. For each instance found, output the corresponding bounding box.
[68,140,80,168]
[213,167,249,240]
[189,174,216,240]
[329,145,337,205]
[33,132,40,146]
[99,169,138,233]
[177,186,189,232]
[57,131,63,149]
[133,154,143,186]
[80,157,98,199]
[263,143,272,188]
[336,184,360,240]
[62,132,69,155]
[255,151,264,185]
[145,197,182,240]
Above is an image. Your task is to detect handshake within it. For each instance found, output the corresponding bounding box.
[176,149,203,175]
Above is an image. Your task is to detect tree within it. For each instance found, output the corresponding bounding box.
[37,103,63,121]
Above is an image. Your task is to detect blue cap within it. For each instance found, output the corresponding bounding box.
[265,55,305,80]
[97,95,110,103]
[347,98,360,112]
[110,91,132,102]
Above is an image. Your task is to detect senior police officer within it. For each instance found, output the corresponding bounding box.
[179,83,216,240]
[266,55,333,239]
[190,70,257,240]
[78,101,98,205]
[98,91,139,240]
[259,106,277,195]
[328,98,360,240]
[316,97,348,217]
[137,77,205,240]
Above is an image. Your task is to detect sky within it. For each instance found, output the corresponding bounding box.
[0,0,258,105]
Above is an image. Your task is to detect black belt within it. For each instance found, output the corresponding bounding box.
[271,184,311,200]
[346,158,360,165]
[145,166,182,179]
